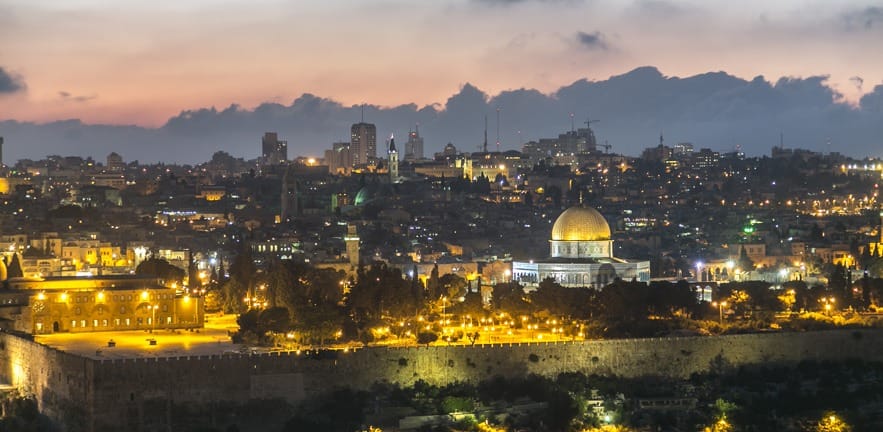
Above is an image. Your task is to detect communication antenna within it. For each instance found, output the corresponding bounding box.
[483,115,488,153]
[496,107,501,152]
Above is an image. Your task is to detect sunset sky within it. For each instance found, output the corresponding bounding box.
[2,0,882,127]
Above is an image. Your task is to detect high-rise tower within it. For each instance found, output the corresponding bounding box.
[388,134,399,181]
[405,125,424,161]
[350,123,377,167]
[261,132,288,165]
[280,167,300,221]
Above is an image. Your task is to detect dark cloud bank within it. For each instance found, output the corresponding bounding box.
[0,67,25,94]
[2,66,883,164]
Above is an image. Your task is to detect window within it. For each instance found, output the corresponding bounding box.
[114,318,120,326]
[71,320,77,328]
[92,320,98,327]
[120,306,126,314]
[125,318,131,326]
[166,316,172,324]
[35,322,43,331]
[102,319,108,327]
[80,320,86,327]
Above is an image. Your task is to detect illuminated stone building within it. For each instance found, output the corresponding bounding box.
[512,205,650,288]
[0,276,203,334]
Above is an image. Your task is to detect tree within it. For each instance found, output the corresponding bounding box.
[228,247,257,288]
[291,301,345,346]
[258,307,291,334]
[490,282,532,316]
[814,413,851,432]
[737,245,754,273]
[828,264,848,295]
[530,278,597,319]
[6,253,23,279]
[439,273,467,299]
[187,256,199,288]
[221,278,248,313]
[417,331,438,346]
[0,395,54,431]
[427,264,440,300]
[451,291,484,317]
[265,259,293,311]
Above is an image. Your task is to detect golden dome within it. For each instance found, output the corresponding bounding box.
[551,206,611,241]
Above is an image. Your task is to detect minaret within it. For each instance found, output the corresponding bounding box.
[388,134,399,181]
[345,224,360,267]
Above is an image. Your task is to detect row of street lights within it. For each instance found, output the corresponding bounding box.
[711,294,839,324]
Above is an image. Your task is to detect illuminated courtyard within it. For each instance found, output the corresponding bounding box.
[34,313,240,360]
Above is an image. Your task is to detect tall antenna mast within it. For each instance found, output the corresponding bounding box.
[570,113,575,132]
[483,115,488,153]
[360,105,364,123]
[496,107,501,152]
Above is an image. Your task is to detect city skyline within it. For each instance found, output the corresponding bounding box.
[1,0,882,162]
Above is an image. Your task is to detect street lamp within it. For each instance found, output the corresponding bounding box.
[821,296,835,315]
[712,301,728,324]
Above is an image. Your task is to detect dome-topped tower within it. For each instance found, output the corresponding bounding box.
[549,205,613,259]
[551,206,611,241]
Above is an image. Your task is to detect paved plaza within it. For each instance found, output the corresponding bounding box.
[35,313,244,360]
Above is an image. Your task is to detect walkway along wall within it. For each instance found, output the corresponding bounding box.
[2,329,883,431]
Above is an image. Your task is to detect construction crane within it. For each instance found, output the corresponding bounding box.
[600,140,612,153]
[584,118,600,128]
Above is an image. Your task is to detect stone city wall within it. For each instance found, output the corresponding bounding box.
[3,329,883,431]
[0,332,95,428]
